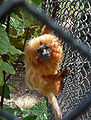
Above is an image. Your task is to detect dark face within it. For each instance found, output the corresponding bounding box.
[37,43,51,61]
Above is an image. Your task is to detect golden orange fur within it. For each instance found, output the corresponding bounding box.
[41,25,54,34]
[25,26,68,120]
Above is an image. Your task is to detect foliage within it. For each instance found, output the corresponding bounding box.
[0,25,21,55]
[0,0,42,87]
[27,99,48,120]
[1,99,48,120]
[0,83,10,99]
[0,0,47,120]
[0,25,21,86]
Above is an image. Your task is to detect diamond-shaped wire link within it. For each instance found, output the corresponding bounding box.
[43,0,91,119]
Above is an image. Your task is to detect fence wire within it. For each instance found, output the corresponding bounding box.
[0,0,91,120]
[43,0,91,120]
[0,109,19,120]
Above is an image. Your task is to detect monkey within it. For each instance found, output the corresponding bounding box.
[24,25,68,120]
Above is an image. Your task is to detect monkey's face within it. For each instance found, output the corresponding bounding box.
[37,43,51,61]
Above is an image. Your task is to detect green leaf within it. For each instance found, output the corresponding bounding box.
[3,62,15,74]
[23,115,36,120]
[0,105,22,119]
[30,99,47,115]
[3,104,22,116]
[10,13,25,36]
[0,25,22,55]
[0,60,15,74]
[0,59,15,87]
[0,84,10,99]
[24,99,48,120]
[0,70,4,86]
[10,13,23,27]
[36,113,47,120]
[7,82,15,93]
[0,26,9,54]
[8,45,22,55]
[21,99,47,120]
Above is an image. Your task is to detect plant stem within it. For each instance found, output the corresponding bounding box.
[21,28,29,51]
[0,72,6,109]
[0,15,10,109]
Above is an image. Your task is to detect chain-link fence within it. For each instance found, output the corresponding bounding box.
[43,0,91,120]
[0,0,91,120]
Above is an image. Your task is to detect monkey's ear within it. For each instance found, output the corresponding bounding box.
[41,25,54,35]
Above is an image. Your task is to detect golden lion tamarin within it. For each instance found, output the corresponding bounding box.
[25,25,68,120]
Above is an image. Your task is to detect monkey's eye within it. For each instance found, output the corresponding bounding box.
[37,43,50,53]
[37,47,43,53]
[45,45,50,50]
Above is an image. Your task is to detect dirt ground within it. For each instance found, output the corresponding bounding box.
[4,70,43,110]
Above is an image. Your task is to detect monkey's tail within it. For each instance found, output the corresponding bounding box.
[47,93,62,120]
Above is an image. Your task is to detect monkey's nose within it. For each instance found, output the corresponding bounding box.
[41,51,51,61]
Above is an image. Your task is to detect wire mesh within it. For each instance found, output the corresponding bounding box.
[43,0,91,119]
[0,0,91,120]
